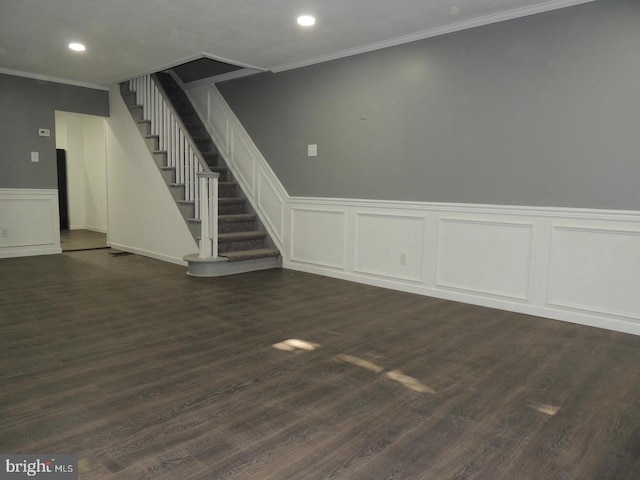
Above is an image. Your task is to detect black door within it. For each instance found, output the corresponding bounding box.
[56,149,69,230]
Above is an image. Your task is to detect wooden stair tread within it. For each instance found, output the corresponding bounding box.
[219,231,265,242]
[189,213,255,223]
[219,214,256,223]
[188,211,257,223]
[221,248,280,262]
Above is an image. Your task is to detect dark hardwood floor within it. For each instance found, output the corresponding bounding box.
[1,250,639,479]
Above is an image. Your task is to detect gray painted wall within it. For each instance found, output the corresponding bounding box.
[0,73,109,189]
[218,0,640,210]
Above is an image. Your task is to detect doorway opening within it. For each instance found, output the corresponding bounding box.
[55,112,109,252]
[59,229,108,251]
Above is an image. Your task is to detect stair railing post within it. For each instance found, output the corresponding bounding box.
[198,172,219,259]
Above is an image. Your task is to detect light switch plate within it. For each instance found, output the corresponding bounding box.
[307,144,318,157]
[38,128,51,137]
[31,151,39,163]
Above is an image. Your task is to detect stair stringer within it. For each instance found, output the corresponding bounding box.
[183,81,289,258]
[106,85,198,266]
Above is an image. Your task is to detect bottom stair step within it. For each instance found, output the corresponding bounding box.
[221,248,280,262]
[184,249,280,276]
[218,231,266,253]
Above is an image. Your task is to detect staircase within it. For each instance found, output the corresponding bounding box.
[120,73,280,276]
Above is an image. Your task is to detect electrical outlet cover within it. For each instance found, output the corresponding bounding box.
[307,144,318,157]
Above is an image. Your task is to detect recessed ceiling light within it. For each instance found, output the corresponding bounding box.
[297,15,316,27]
[68,43,86,52]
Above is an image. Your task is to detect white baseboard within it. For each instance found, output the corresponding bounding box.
[283,258,640,337]
[0,245,62,259]
[109,243,188,267]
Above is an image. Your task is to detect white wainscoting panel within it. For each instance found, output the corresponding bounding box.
[185,82,640,336]
[290,208,346,269]
[257,170,285,243]
[0,189,61,258]
[547,225,640,320]
[436,218,533,300]
[208,90,229,155]
[229,130,256,196]
[354,213,426,282]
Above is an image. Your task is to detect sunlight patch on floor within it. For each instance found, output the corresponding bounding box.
[385,369,435,393]
[272,338,320,352]
[335,354,384,373]
[530,402,560,416]
[334,354,435,394]
[272,339,435,394]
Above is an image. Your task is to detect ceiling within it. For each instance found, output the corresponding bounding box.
[0,0,595,89]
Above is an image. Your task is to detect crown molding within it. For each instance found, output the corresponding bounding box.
[0,67,109,90]
[270,0,597,73]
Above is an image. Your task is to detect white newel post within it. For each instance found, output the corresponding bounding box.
[198,172,220,259]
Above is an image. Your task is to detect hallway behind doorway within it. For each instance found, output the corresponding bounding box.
[60,229,108,251]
